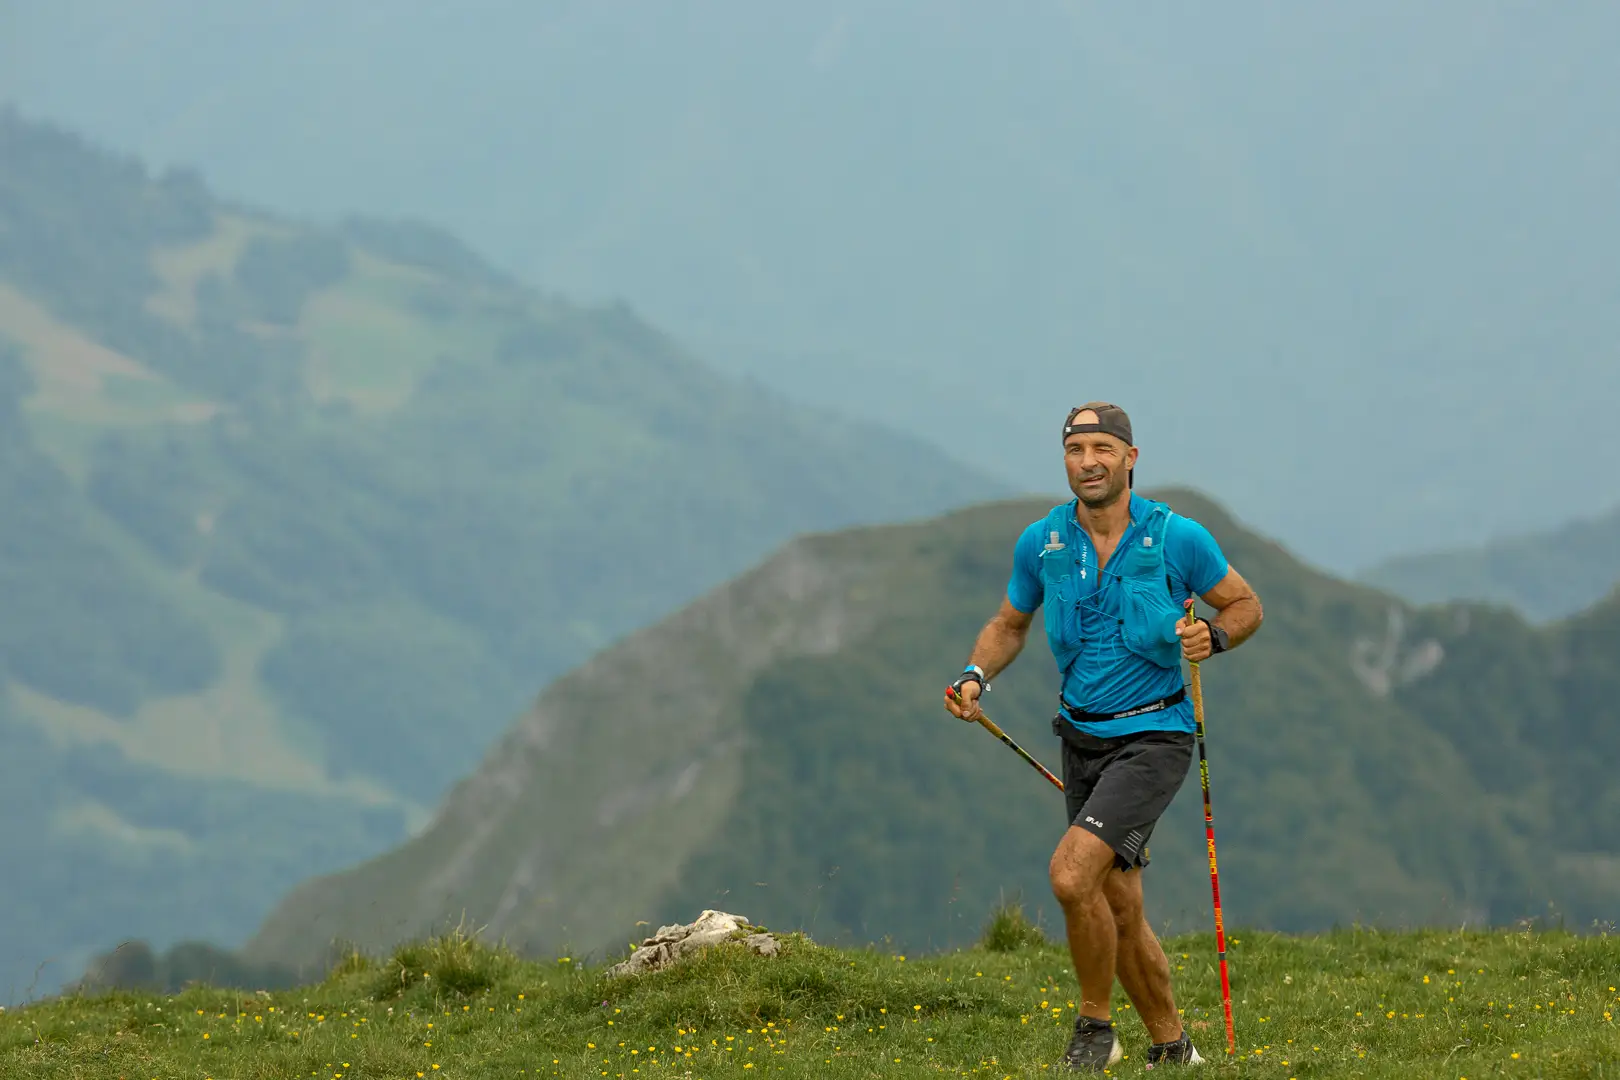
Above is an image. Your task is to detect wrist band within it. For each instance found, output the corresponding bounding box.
[1199,618,1230,654]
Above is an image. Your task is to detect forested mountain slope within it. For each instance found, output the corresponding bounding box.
[0,110,1001,997]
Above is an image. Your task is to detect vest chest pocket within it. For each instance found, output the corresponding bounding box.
[1040,546,1078,605]
[1114,516,1185,668]
[1119,576,1184,668]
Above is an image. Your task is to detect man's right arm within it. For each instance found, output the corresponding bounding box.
[970,598,1035,682]
[944,600,1035,721]
[947,505,1046,719]
[945,520,1043,722]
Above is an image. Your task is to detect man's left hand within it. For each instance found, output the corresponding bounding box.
[1176,617,1213,662]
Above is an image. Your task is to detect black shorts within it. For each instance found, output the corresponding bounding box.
[1054,716,1195,871]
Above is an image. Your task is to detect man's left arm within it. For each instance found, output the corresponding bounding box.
[1169,517,1263,662]
[1178,566,1263,662]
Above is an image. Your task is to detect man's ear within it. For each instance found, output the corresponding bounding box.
[1126,445,1140,470]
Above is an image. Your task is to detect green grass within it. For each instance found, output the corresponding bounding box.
[9,917,1616,1079]
[298,252,510,414]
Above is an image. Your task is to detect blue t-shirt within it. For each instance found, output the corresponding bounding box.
[1007,492,1229,736]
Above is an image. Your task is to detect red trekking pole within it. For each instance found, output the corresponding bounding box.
[1186,598,1236,1055]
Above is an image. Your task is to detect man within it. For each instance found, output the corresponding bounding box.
[943,403,1262,1070]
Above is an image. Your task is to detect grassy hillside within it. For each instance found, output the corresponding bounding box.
[1360,505,1620,622]
[16,921,1620,1078]
[0,109,1003,998]
[241,488,1620,984]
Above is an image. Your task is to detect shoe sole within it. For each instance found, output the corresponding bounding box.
[1145,1044,1204,1069]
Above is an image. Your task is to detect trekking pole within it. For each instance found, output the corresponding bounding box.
[1186,598,1236,1056]
[946,688,1064,792]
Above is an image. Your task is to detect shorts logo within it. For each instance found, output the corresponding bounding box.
[1085,815,1105,828]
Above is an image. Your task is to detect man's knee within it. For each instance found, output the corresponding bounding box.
[1049,828,1115,908]
[1050,856,1099,909]
[1103,870,1147,933]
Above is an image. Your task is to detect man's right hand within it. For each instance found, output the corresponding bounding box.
[944,681,984,722]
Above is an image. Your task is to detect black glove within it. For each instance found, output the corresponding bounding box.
[950,665,987,697]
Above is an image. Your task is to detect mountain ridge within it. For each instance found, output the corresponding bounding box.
[1359,503,1620,622]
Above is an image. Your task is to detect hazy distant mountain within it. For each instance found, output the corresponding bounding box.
[6,2,1619,568]
[0,109,1000,999]
[1361,505,1620,622]
[242,488,1619,978]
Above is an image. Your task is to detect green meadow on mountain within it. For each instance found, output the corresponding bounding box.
[0,109,1002,997]
[239,488,1620,984]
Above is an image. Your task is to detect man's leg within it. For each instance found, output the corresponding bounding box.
[1102,867,1184,1044]
[1048,826,1122,1020]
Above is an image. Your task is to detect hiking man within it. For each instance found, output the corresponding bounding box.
[943,402,1262,1070]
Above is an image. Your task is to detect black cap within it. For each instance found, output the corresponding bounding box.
[1062,402,1133,445]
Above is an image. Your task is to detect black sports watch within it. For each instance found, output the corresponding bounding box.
[1199,618,1230,654]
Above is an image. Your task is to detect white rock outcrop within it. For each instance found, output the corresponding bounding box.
[606,910,783,977]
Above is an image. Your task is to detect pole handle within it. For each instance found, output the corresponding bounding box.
[1185,597,1206,725]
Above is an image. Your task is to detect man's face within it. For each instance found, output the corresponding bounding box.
[1063,412,1137,508]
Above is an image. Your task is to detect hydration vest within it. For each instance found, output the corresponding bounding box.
[1038,498,1187,681]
